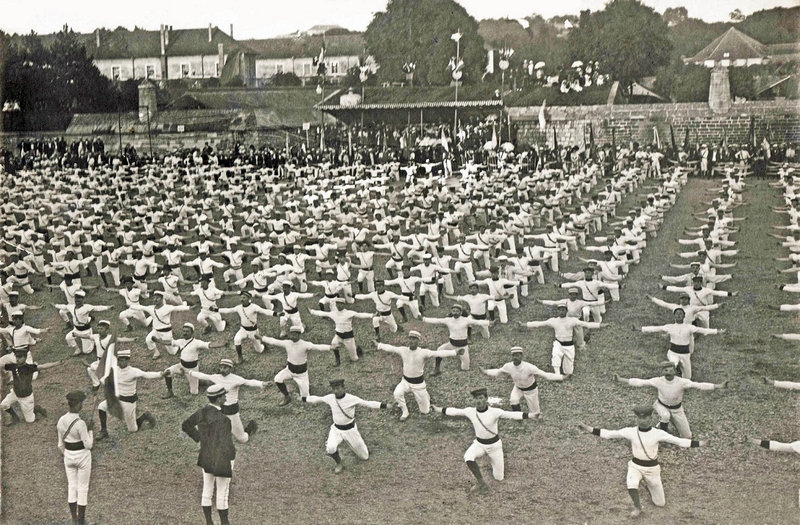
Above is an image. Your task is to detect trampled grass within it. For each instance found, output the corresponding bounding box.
[3,174,798,524]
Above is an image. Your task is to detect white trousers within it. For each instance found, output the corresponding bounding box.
[325,423,369,460]
[64,449,92,505]
[464,439,504,480]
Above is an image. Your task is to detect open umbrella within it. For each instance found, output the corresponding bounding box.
[534,61,546,70]
[501,142,515,152]
[571,60,584,68]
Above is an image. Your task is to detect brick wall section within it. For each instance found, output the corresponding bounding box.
[510,100,800,148]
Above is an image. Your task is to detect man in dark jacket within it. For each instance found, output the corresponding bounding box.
[182,384,236,525]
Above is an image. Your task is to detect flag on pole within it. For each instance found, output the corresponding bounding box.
[538,99,547,132]
[653,126,662,150]
[683,127,690,150]
[749,116,756,148]
[669,124,677,155]
[441,127,449,153]
[491,124,498,150]
[483,49,494,80]
[313,42,327,75]
[553,126,560,168]
[589,122,595,160]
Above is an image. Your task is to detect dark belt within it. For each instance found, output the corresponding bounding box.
[63,441,85,451]
[201,273,213,279]
[449,338,468,348]
[632,457,659,467]
[285,307,298,314]
[670,343,690,354]
[378,310,392,316]
[156,326,172,333]
[180,359,198,369]
[520,381,538,392]
[15,272,29,279]
[424,280,436,285]
[73,323,91,331]
[119,394,138,403]
[657,399,682,410]
[133,273,146,281]
[458,259,470,263]
[402,292,414,299]
[335,421,355,431]
[477,435,500,445]
[557,340,574,346]
[392,256,403,262]
[287,361,308,374]
[335,330,354,340]
[254,286,268,293]
[530,261,540,266]
[242,325,257,331]
[470,313,486,320]
[325,293,338,298]
[404,375,424,384]
[221,402,240,415]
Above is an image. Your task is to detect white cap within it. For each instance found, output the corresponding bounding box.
[408,330,422,339]
[117,349,131,358]
[510,346,524,354]
[289,326,303,333]
[206,384,226,397]
[183,323,195,331]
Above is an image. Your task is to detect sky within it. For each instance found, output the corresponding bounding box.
[1,0,797,39]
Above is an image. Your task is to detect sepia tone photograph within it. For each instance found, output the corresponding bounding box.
[0,0,798,523]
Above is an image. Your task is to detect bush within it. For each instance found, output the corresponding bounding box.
[271,72,302,87]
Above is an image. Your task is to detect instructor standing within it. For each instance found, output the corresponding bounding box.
[182,384,236,525]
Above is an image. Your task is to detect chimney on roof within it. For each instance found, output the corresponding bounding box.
[165,26,170,46]
[95,29,100,48]
[208,24,213,42]
[230,24,234,39]
[218,43,224,76]
[160,25,166,55]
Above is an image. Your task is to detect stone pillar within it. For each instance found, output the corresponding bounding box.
[138,80,157,123]
[709,65,731,114]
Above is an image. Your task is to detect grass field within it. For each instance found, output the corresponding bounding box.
[3,173,799,524]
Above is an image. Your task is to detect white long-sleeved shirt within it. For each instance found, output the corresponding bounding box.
[309,308,373,334]
[305,393,383,425]
[484,361,563,388]
[598,426,692,461]
[423,316,491,340]
[627,376,715,406]
[218,303,273,328]
[113,365,162,397]
[189,372,264,404]
[525,317,600,341]
[441,406,524,439]
[57,412,93,454]
[641,323,718,345]
[376,343,456,378]
[261,337,331,365]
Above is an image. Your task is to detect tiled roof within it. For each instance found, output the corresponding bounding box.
[242,33,364,59]
[40,26,240,60]
[686,27,768,62]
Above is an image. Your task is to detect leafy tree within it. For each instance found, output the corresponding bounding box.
[567,0,673,99]
[729,9,745,22]
[663,7,688,26]
[270,72,302,86]
[654,60,709,102]
[364,0,485,85]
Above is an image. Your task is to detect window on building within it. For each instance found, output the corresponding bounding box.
[146,65,155,79]
[181,64,190,78]
[329,61,339,75]
[111,66,121,81]
[276,63,284,74]
[303,63,312,76]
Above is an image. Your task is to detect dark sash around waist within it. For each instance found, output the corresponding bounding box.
[403,375,424,384]
[669,343,690,354]
[449,338,468,348]
[520,381,538,391]
[180,359,198,369]
[63,441,85,451]
[477,435,500,445]
[632,457,659,467]
[287,361,308,374]
[335,421,355,431]
[335,330,354,339]
[119,393,138,403]
[657,399,682,410]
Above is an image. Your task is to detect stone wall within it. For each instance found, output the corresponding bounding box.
[510,100,800,148]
